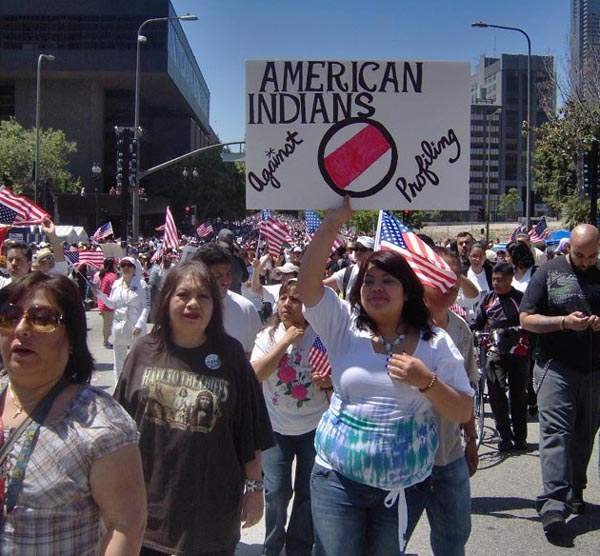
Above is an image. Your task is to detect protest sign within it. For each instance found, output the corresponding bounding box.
[246,60,470,210]
[100,243,125,260]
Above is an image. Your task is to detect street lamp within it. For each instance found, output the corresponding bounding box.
[35,53,55,205]
[91,162,102,227]
[472,21,533,228]
[133,13,198,241]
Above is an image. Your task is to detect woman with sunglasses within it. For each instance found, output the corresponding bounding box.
[114,262,273,556]
[95,256,149,378]
[251,279,331,556]
[0,272,146,554]
[297,197,473,555]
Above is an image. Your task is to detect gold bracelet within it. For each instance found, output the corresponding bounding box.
[419,374,438,393]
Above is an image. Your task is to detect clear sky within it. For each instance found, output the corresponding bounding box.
[171,0,570,143]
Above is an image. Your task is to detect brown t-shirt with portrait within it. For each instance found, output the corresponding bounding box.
[114,334,273,555]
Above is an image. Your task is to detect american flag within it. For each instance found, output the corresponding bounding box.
[510,224,527,242]
[304,209,344,251]
[308,336,332,376]
[150,244,163,264]
[196,222,214,239]
[163,206,179,250]
[259,217,291,257]
[375,211,456,293]
[0,187,49,226]
[528,217,550,243]
[64,250,105,270]
[91,221,114,242]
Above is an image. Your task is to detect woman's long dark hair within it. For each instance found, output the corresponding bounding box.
[0,272,94,383]
[99,258,115,279]
[347,250,433,340]
[151,261,226,351]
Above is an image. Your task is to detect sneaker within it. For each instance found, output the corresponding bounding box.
[498,439,513,453]
[104,341,113,349]
[566,488,585,515]
[542,510,565,537]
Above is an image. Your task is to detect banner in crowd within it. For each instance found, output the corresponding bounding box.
[245,60,470,210]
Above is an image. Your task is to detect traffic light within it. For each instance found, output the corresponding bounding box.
[478,207,486,221]
[582,142,599,195]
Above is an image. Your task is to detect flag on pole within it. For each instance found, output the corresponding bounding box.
[91,221,114,242]
[375,211,456,293]
[0,187,50,226]
[163,206,179,250]
[64,250,105,270]
[509,223,527,243]
[259,217,291,257]
[308,336,332,376]
[304,210,344,251]
[196,222,214,239]
[528,217,549,243]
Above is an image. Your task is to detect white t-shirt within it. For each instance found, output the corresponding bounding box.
[251,324,329,435]
[331,264,359,297]
[303,288,473,470]
[512,267,534,292]
[466,267,489,293]
[223,290,262,355]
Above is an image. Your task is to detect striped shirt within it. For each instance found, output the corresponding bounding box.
[0,382,139,555]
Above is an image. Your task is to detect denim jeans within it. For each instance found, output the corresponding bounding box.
[310,463,429,556]
[404,457,472,556]
[262,430,316,556]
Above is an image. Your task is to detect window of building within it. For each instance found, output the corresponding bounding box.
[0,83,15,121]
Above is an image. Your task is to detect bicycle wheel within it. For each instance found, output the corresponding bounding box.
[474,374,486,447]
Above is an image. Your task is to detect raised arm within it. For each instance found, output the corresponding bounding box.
[298,197,352,307]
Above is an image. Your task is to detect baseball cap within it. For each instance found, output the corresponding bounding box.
[36,247,54,262]
[274,262,300,275]
[355,236,375,250]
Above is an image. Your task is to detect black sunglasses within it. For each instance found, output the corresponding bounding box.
[0,304,65,333]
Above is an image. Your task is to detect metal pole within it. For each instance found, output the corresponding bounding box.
[133,14,197,241]
[471,23,532,227]
[525,34,532,229]
[34,54,54,206]
[485,109,491,244]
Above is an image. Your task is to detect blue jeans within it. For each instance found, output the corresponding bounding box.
[262,430,316,556]
[404,456,472,556]
[310,463,429,556]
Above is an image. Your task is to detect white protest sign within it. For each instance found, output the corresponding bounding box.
[245,60,470,210]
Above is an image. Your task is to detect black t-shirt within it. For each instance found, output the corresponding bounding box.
[114,334,274,554]
[519,256,600,372]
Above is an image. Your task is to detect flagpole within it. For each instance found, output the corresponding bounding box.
[374,210,384,251]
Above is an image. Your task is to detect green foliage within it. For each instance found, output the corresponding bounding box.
[497,188,521,218]
[534,102,600,223]
[145,147,245,225]
[348,210,379,233]
[0,117,79,194]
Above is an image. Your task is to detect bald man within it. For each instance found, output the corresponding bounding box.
[519,224,600,543]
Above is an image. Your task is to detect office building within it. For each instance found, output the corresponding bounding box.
[571,0,600,82]
[0,0,217,231]
[471,54,555,218]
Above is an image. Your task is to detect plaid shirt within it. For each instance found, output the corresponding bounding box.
[0,382,139,555]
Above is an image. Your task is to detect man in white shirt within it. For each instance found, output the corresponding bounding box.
[323,236,374,299]
[193,243,262,356]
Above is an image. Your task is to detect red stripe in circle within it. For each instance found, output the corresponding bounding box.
[323,124,391,189]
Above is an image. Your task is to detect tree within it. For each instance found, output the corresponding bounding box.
[0,117,79,194]
[497,188,522,219]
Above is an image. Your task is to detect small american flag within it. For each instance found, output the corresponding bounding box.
[309,336,332,376]
[528,217,549,243]
[196,222,214,239]
[91,221,113,242]
[259,217,291,257]
[304,210,344,251]
[64,250,105,270]
[375,211,456,293]
[509,224,527,242]
[0,187,49,226]
[163,206,179,250]
[150,244,163,264]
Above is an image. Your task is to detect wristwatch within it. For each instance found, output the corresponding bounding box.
[244,479,265,493]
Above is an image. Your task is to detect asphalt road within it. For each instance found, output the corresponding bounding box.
[87,309,600,555]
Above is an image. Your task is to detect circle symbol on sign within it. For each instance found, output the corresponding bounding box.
[318,117,398,198]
